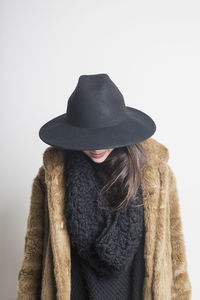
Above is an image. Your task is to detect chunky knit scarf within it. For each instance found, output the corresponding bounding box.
[64,150,145,299]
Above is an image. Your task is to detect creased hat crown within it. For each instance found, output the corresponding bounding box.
[66,73,127,128]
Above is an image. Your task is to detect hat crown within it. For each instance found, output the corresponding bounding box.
[66,73,127,128]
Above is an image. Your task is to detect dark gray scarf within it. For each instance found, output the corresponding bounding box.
[64,150,145,299]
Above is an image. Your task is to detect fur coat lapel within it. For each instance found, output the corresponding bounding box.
[17,137,192,300]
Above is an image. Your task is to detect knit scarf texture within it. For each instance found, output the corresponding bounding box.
[64,150,145,299]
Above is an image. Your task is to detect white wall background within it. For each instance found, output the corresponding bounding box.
[1,0,199,299]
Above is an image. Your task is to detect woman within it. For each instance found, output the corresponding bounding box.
[17,74,192,299]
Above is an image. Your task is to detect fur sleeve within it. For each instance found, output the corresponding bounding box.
[17,165,46,300]
[168,165,192,299]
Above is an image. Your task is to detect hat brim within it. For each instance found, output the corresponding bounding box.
[39,106,156,151]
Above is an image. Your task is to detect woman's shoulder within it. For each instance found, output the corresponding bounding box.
[140,137,169,166]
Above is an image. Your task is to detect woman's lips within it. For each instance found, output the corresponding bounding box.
[90,151,106,158]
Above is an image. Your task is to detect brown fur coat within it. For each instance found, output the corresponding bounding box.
[17,137,192,299]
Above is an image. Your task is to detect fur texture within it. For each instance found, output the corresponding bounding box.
[17,137,192,300]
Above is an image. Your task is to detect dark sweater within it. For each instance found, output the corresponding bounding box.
[70,222,145,300]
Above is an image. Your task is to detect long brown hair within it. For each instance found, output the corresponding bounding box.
[94,143,147,212]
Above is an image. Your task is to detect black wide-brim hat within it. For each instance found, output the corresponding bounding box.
[39,73,156,151]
